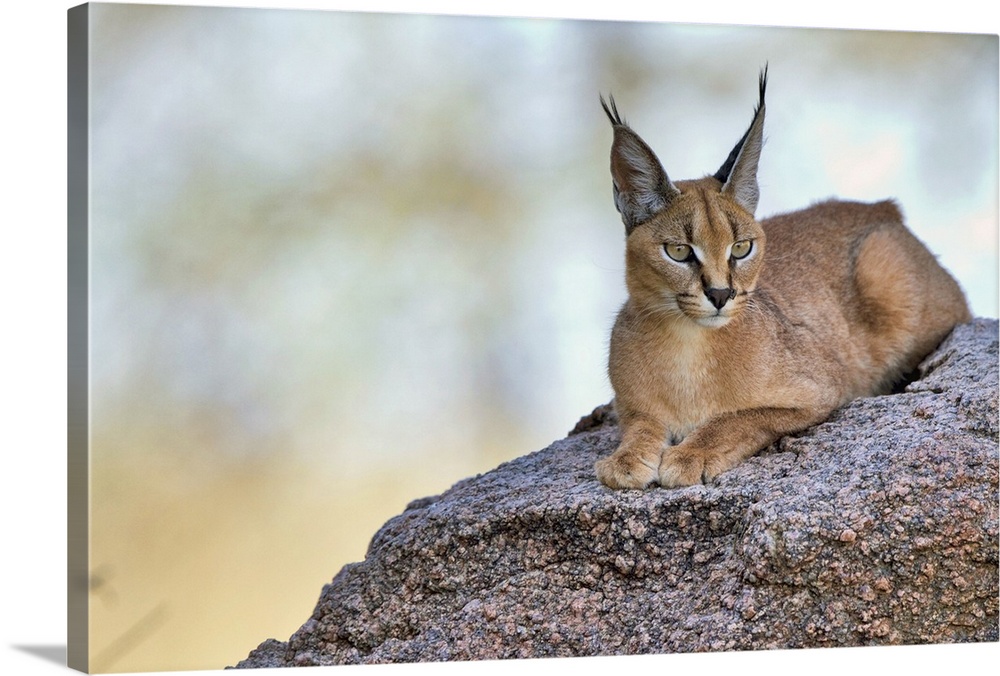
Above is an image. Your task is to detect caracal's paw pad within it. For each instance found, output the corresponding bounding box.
[658,447,732,488]
[595,453,659,489]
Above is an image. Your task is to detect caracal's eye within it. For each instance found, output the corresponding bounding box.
[731,239,753,260]
[664,243,694,263]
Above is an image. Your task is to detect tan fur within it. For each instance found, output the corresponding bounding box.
[595,77,971,490]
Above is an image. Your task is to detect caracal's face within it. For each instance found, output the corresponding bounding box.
[625,179,766,328]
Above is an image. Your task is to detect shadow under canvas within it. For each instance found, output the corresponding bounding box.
[12,644,68,667]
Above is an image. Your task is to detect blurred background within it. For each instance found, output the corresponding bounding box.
[84,4,998,672]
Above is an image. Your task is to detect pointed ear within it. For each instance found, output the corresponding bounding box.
[714,66,768,215]
[601,95,680,234]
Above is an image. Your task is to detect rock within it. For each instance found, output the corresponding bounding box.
[232,319,999,668]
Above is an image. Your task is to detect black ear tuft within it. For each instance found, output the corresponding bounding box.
[600,94,626,127]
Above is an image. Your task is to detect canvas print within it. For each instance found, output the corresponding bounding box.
[68,2,999,673]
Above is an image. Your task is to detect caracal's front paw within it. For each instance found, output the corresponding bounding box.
[595,451,659,489]
[658,446,733,488]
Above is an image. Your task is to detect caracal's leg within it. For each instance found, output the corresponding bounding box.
[595,412,666,489]
[658,406,831,488]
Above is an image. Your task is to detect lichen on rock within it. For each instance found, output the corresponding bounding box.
[233,319,999,668]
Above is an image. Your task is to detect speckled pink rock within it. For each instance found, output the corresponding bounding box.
[234,319,998,668]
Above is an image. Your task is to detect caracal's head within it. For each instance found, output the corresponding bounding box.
[602,67,768,329]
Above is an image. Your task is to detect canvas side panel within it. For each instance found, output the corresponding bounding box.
[67,3,90,673]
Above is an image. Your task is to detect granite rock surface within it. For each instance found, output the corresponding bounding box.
[234,319,999,668]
